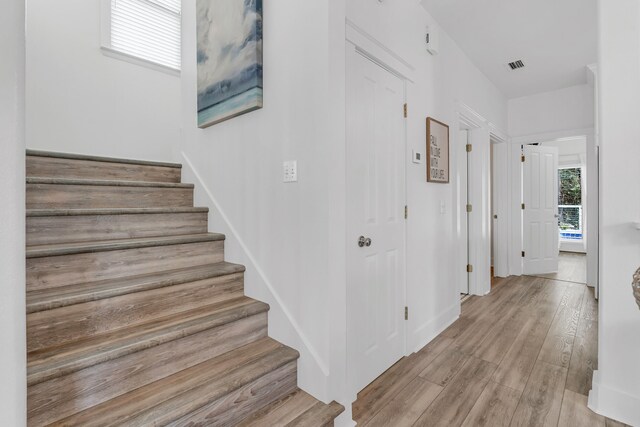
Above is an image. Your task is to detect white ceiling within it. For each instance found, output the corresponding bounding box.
[421,0,598,99]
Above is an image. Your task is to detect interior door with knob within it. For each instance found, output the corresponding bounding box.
[346,44,406,393]
[523,144,559,274]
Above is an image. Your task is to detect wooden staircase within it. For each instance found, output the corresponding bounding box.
[25,150,344,426]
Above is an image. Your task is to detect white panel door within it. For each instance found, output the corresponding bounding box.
[346,46,406,393]
[523,145,559,274]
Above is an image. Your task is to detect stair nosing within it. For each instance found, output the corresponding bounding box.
[26,177,193,188]
[26,207,209,217]
[26,261,245,314]
[26,233,225,259]
[27,297,270,386]
[26,149,182,169]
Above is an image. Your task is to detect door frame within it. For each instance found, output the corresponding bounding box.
[454,102,503,297]
[509,128,599,292]
[345,40,409,396]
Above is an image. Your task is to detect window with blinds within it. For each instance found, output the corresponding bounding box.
[109,0,181,71]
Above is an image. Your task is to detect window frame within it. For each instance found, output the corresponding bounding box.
[100,0,181,76]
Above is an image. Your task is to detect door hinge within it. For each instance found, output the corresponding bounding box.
[466,144,473,153]
[404,306,408,320]
[521,203,525,210]
[404,205,408,219]
[403,103,408,118]
[522,251,525,258]
[467,264,473,273]
[466,204,473,213]
[521,154,525,162]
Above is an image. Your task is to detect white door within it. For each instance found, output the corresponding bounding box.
[523,145,559,274]
[346,46,406,393]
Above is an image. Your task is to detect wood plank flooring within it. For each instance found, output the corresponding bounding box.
[353,275,629,427]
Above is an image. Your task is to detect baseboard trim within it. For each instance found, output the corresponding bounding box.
[588,370,640,426]
[410,302,459,353]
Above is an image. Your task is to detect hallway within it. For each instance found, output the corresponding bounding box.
[353,276,624,426]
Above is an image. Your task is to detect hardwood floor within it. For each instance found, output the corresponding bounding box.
[353,275,628,427]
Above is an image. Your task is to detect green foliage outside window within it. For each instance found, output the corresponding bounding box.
[559,168,581,205]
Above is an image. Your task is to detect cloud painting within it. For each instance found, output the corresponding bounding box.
[197,0,263,128]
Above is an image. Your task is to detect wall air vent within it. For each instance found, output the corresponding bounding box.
[508,59,525,70]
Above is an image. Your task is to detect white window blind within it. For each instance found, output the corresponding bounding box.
[110,0,181,70]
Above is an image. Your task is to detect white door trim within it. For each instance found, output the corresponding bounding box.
[454,102,502,296]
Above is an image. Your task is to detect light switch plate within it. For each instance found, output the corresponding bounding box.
[283,160,297,182]
[412,150,423,164]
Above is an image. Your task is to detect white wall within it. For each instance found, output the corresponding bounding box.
[181,0,506,420]
[0,0,26,424]
[26,0,181,163]
[508,84,594,137]
[588,1,640,425]
[345,0,507,355]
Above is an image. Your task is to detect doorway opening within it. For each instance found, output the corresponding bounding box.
[521,136,592,286]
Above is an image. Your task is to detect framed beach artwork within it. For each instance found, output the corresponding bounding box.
[426,117,450,183]
[196,0,263,128]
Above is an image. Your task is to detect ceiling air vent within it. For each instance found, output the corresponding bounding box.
[508,60,525,70]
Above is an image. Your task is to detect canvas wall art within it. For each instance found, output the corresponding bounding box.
[197,0,263,128]
[426,117,450,183]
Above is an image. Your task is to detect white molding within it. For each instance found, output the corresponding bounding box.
[456,101,485,129]
[180,152,330,379]
[589,370,640,426]
[345,19,416,82]
[510,128,594,145]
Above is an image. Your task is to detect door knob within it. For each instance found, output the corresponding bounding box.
[358,236,373,247]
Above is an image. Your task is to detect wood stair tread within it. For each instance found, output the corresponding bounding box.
[26,176,194,188]
[28,296,269,386]
[26,233,225,258]
[26,207,209,217]
[26,149,182,169]
[52,337,299,426]
[237,389,317,426]
[27,261,245,313]
[286,400,345,426]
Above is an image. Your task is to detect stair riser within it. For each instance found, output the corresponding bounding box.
[28,313,268,426]
[169,361,298,427]
[26,183,193,209]
[27,241,224,291]
[28,273,245,352]
[27,155,181,183]
[27,212,209,246]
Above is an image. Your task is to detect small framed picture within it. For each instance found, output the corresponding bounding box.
[426,117,450,183]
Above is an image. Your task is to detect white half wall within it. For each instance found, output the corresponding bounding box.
[0,0,26,424]
[588,1,640,425]
[26,0,181,163]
